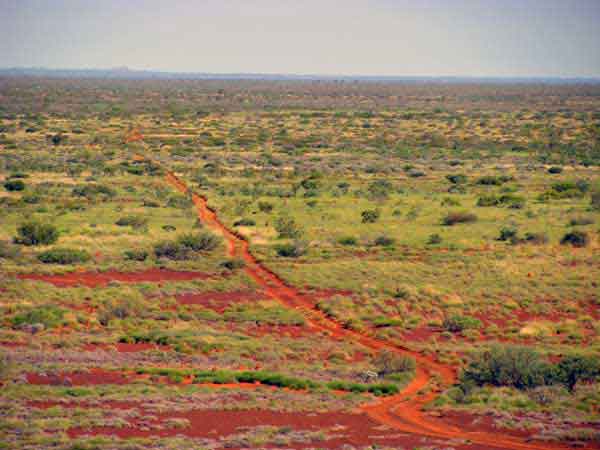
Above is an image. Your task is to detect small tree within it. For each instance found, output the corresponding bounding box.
[374,350,416,377]
[361,209,380,224]
[15,221,59,246]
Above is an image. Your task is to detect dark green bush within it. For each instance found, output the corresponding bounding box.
[72,184,116,199]
[123,249,148,261]
[220,258,246,270]
[498,227,518,242]
[177,232,221,252]
[4,180,25,191]
[338,236,357,246]
[234,218,256,226]
[547,166,563,174]
[442,211,477,226]
[477,195,500,207]
[524,232,549,244]
[557,355,600,391]
[258,201,274,213]
[275,242,306,258]
[115,215,148,229]
[15,221,59,246]
[427,233,443,245]
[443,315,482,332]
[361,209,380,223]
[38,248,91,264]
[373,235,395,246]
[460,345,557,390]
[561,231,589,247]
[446,174,468,184]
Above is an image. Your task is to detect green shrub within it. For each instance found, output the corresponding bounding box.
[547,166,563,174]
[258,201,274,213]
[446,174,467,184]
[443,315,482,332]
[374,350,416,377]
[12,305,66,329]
[38,248,91,264]
[427,233,443,245]
[373,235,395,246]
[234,218,256,226]
[220,258,246,270]
[361,209,380,223]
[274,216,303,238]
[15,221,59,246]
[591,191,600,210]
[476,176,503,186]
[3,180,25,191]
[338,236,357,246]
[123,249,148,261]
[442,211,477,226]
[115,215,148,229]
[178,232,221,252]
[72,184,116,199]
[498,227,518,242]
[524,232,549,244]
[275,242,306,258]
[477,195,500,207]
[460,345,557,390]
[560,231,589,248]
[557,355,600,391]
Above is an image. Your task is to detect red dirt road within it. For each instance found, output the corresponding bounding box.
[163,169,585,450]
[18,268,212,287]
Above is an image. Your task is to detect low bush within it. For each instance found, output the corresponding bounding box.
[12,305,66,329]
[442,211,477,226]
[0,241,21,259]
[15,221,59,246]
[258,201,274,213]
[373,235,395,246]
[338,236,357,246]
[123,249,148,261]
[154,232,221,260]
[461,345,600,392]
[220,258,246,270]
[374,350,416,377]
[38,248,91,264]
[72,184,116,199]
[476,175,512,186]
[547,166,563,174]
[460,345,556,390]
[274,216,303,238]
[560,231,589,248]
[524,232,549,244]
[427,233,443,245]
[115,215,148,229]
[446,174,468,184]
[361,209,380,223]
[498,227,518,242]
[4,180,25,191]
[443,315,482,332]
[275,242,306,258]
[234,218,256,226]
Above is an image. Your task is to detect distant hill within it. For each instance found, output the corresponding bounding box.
[1,67,599,84]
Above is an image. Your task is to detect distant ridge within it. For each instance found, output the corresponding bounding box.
[1,67,599,84]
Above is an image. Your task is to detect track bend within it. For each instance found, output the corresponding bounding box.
[163,170,581,450]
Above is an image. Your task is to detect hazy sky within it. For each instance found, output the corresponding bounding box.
[2,0,600,77]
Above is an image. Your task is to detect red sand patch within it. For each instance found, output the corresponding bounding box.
[0,341,27,348]
[175,290,263,312]
[26,369,132,386]
[65,407,442,449]
[18,268,213,287]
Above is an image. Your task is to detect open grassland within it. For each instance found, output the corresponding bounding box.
[0,78,599,450]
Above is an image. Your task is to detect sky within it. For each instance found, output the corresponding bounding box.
[1,0,600,77]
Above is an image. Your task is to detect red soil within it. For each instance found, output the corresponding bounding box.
[65,406,450,449]
[17,268,212,287]
[175,290,264,312]
[26,369,133,386]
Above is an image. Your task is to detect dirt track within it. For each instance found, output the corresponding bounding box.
[162,170,586,450]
